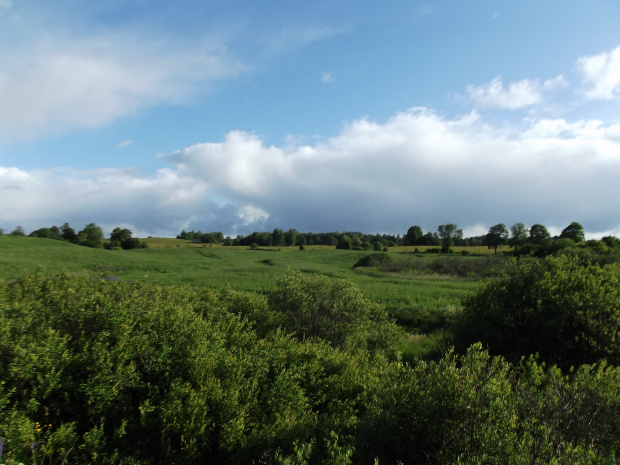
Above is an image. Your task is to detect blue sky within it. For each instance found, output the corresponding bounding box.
[1,0,620,238]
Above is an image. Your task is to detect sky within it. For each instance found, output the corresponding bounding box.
[1,1,620,239]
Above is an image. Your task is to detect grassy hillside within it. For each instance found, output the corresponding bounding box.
[0,236,485,314]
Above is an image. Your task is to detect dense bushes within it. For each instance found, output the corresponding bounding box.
[268,270,402,353]
[453,255,620,368]
[2,270,620,464]
[354,252,509,278]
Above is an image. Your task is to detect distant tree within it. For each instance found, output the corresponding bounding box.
[10,226,25,236]
[602,236,620,249]
[437,224,462,253]
[508,223,528,252]
[109,227,139,249]
[486,223,509,254]
[77,223,104,248]
[560,221,585,243]
[272,228,284,247]
[421,231,440,246]
[336,234,353,250]
[284,228,298,247]
[529,224,551,245]
[199,232,224,243]
[30,227,56,239]
[60,223,78,244]
[404,225,423,246]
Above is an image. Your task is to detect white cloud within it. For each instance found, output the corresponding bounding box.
[465,75,567,109]
[3,108,620,237]
[117,139,133,149]
[575,45,620,100]
[322,72,335,83]
[0,33,246,142]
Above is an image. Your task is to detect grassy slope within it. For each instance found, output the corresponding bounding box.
[0,236,481,312]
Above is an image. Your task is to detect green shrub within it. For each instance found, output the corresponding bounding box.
[268,270,402,353]
[352,253,394,269]
[453,255,620,368]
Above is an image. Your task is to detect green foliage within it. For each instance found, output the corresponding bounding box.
[404,225,423,246]
[336,235,353,250]
[268,270,402,353]
[352,253,394,269]
[0,271,378,463]
[560,221,586,243]
[29,226,62,240]
[437,224,463,253]
[359,344,620,464]
[453,255,620,368]
[77,223,103,248]
[509,222,528,251]
[9,226,25,237]
[1,272,620,463]
[486,223,508,254]
[61,223,78,244]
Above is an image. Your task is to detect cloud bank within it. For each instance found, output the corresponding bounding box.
[2,108,619,238]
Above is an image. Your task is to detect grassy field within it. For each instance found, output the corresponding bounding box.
[1,235,504,360]
[0,236,488,311]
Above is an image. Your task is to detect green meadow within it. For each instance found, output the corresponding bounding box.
[0,235,486,314]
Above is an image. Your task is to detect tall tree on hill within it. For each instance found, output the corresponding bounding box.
[77,223,103,248]
[60,223,78,243]
[560,221,585,243]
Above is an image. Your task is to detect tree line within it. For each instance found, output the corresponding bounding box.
[178,220,618,255]
[2,223,147,250]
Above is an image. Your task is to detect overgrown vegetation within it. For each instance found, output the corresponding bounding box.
[453,254,620,369]
[2,270,620,464]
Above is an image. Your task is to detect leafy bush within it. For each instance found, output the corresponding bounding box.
[453,255,620,368]
[352,252,394,269]
[0,271,380,463]
[268,270,402,353]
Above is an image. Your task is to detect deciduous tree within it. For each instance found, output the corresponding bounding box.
[404,225,423,246]
[437,223,462,253]
[486,223,509,254]
[560,221,585,243]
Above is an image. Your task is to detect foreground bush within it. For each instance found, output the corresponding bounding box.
[1,271,620,464]
[453,255,620,368]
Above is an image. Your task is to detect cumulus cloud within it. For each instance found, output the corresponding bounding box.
[3,108,620,237]
[0,33,246,142]
[465,75,567,109]
[117,139,133,149]
[322,72,335,83]
[575,45,620,100]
